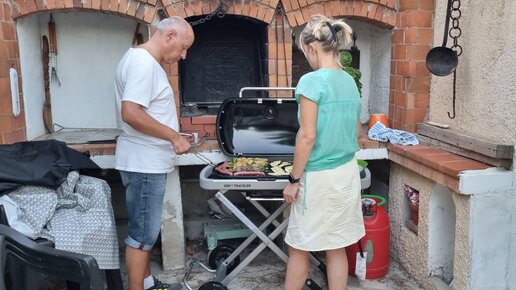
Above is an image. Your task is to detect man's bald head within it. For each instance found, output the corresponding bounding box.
[157,16,192,35]
[149,16,194,64]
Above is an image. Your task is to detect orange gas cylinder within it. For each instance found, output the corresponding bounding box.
[346,194,390,279]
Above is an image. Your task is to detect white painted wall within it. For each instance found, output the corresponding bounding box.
[346,20,391,122]
[292,20,391,124]
[430,0,516,144]
[458,166,516,289]
[17,12,148,134]
[428,184,455,285]
[468,187,515,289]
[511,173,516,287]
[49,12,146,129]
[16,15,46,140]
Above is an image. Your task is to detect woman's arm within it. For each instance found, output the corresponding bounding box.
[283,96,317,202]
[290,96,318,178]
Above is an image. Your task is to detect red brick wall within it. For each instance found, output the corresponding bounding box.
[2,0,433,145]
[268,10,292,97]
[0,0,25,144]
[282,0,397,28]
[171,0,400,135]
[390,0,433,132]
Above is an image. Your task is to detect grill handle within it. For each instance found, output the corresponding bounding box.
[238,87,295,98]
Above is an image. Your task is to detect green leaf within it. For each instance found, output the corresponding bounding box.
[340,51,353,67]
[339,51,362,97]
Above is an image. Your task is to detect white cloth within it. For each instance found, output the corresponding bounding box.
[285,159,365,251]
[0,195,36,238]
[6,172,120,269]
[115,48,179,173]
[368,121,419,145]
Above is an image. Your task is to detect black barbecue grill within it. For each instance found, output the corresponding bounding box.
[186,87,370,290]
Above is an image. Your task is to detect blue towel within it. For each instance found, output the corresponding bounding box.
[368,121,419,146]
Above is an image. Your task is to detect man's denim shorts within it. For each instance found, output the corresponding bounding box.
[119,171,167,251]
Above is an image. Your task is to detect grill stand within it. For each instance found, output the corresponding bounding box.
[185,167,325,289]
[215,191,324,289]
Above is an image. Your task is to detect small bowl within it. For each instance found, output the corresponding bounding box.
[368,114,389,130]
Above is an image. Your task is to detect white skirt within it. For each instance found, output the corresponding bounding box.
[285,158,365,251]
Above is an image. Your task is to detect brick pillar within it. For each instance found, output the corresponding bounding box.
[0,0,25,144]
[268,9,292,97]
[389,0,433,132]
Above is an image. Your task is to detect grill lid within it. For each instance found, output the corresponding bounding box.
[217,98,298,157]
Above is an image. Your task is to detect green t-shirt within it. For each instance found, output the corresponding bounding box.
[295,68,361,172]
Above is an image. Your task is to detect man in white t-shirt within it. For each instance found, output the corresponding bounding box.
[115,16,194,290]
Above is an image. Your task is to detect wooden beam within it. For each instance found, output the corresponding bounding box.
[417,135,512,169]
[417,123,514,159]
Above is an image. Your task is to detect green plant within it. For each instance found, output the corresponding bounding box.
[357,159,368,169]
[339,50,362,97]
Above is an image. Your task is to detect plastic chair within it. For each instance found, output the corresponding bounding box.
[0,224,104,290]
[0,205,123,290]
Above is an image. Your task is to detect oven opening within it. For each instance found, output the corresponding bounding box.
[17,12,149,144]
[179,15,268,116]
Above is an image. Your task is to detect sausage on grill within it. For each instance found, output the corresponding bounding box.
[214,161,233,176]
[234,171,266,176]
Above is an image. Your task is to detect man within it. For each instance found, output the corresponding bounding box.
[114,16,194,290]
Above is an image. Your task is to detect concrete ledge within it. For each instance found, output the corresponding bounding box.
[387,144,493,193]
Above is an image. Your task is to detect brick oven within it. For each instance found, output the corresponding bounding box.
[1,0,413,142]
[179,15,268,116]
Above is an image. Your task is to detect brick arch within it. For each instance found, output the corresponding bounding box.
[11,0,159,23]
[164,0,279,24]
[281,0,396,28]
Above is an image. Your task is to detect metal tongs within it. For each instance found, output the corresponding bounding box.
[179,132,221,167]
[192,151,219,168]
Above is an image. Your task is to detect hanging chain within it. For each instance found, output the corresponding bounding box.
[188,1,229,26]
[447,0,462,119]
[449,0,462,56]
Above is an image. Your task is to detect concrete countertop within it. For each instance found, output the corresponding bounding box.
[37,125,388,168]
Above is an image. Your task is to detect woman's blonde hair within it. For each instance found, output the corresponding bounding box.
[299,14,353,68]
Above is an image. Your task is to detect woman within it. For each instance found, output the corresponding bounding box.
[283,15,365,290]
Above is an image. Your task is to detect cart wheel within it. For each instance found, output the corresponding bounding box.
[199,281,229,290]
[207,244,240,273]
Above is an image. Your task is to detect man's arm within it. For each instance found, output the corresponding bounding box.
[121,101,190,154]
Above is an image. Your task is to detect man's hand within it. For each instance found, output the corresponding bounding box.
[170,134,191,154]
[283,183,300,203]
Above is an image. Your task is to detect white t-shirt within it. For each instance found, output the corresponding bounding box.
[114,48,179,173]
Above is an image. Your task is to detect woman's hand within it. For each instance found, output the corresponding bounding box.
[283,183,301,203]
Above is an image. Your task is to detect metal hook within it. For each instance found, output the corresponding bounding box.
[447,71,457,119]
[157,9,168,21]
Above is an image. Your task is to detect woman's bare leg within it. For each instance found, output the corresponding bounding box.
[284,247,310,290]
[326,247,349,290]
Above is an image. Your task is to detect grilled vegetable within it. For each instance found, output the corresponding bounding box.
[228,157,268,173]
[268,160,292,176]
[270,160,282,167]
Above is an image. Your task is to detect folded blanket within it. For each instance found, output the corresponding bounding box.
[368,122,419,146]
